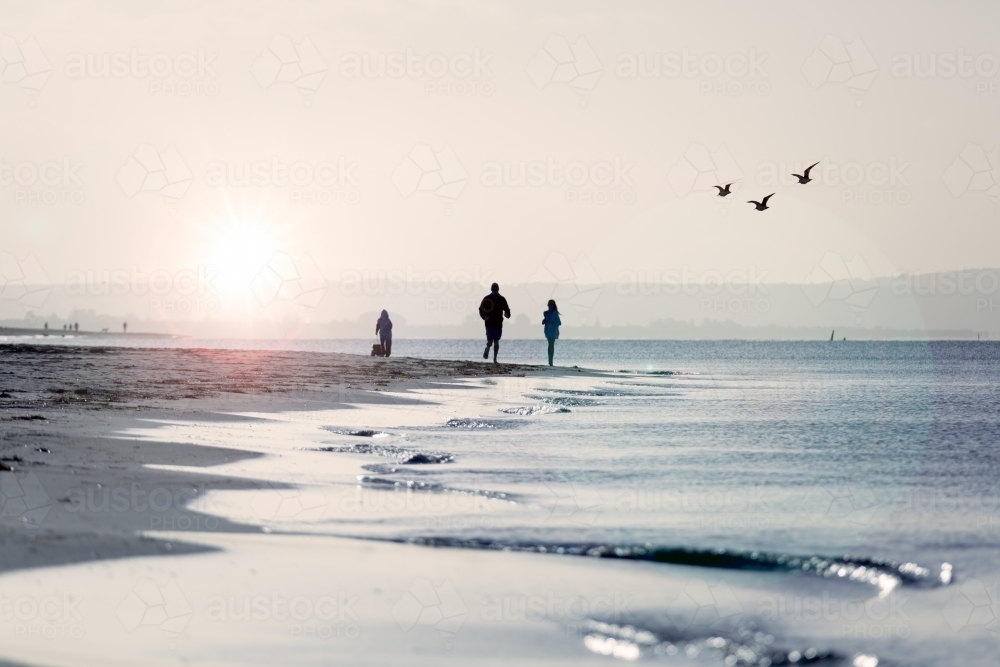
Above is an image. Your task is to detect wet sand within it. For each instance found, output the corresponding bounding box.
[0,344,650,667]
[0,344,541,575]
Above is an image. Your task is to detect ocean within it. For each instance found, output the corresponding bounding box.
[302,340,999,665]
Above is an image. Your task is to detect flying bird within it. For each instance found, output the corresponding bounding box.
[747,194,774,211]
[713,183,733,197]
[792,161,820,184]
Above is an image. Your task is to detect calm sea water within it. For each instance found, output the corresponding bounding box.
[299,340,998,563]
[315,340,1000,665]
[10,335,1000,664]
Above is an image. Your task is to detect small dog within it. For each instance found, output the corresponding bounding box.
[371,343,384,357]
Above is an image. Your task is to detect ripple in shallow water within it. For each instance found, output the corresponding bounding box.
[498,405,572,415]
[322,427,390,438]
[533,387,638,397]
[315,443,455,464]
[526,394,601,407]
[445,418,523,429]
[358,475,516,501]
[581,618,844,666]
[397,538,952,593]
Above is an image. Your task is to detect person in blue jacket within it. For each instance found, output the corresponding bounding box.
[542,299,561,366]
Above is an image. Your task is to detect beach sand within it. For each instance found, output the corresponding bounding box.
[0,344,547,569]
[0,344,624,666]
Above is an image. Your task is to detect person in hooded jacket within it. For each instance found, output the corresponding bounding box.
[542,299,561,366]
[375,310,393,357]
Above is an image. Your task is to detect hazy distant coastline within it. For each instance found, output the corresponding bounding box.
[2,269,997,341]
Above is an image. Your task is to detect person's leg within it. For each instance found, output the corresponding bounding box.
[490,328,501,363]
[383,337,392,357]
[483,334,491,359]
[547,338,554,366]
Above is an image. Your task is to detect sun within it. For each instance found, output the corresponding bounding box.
[209,225,277,299]
[189,190,303,304]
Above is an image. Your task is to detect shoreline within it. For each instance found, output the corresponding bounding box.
[0,343,578,577]
[0,343,991,667]
[0,327,184,339]
[0,344,624,666]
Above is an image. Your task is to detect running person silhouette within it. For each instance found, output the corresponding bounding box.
[479,282,510,363]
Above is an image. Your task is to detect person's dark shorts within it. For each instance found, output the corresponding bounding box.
[486,326,503,343]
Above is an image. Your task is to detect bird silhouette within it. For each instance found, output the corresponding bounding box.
[747,194,774,211]
[792,161,820,184]
[713,183,733,197]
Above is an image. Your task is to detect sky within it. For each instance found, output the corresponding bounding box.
[1,0,998,332]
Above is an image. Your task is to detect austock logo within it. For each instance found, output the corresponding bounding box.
[480,157,635,205]
[205,156,360,205]
[667,578,744,634]
[891,49,999,94]
[801,480,881,527]
[802,35,878,106]
[615,48,770,97]
[0,34,52,95]
[942,579,998,637]
[755,157,911,205]
[116,143,193,205]
[252,35,327,97]
[340,47,494,97]
[116,577,193,645]
[527,34,602,103]
[0,471,52,527]
[0,590,85,639]
[0,253,52,310]
[667,143,742,213]
[526,470,607,527]
[392,143,468,212]
[248,473,329,522]
[64,47,220,96]
[391,578,468,648]
[250,252,328,310]
[526,253,603,326]
[943,143,998,209]
[801,252,878,324]
[1,156,85,205]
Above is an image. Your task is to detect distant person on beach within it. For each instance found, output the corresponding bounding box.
[375,310,393,357]
[542,299,561,366]
[74,322,78,332]
[479,282,510,363]
[123,322,127,333]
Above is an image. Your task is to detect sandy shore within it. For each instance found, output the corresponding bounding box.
[0,344,544,573]
[0,344,623,666]
[0,344,975,667]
